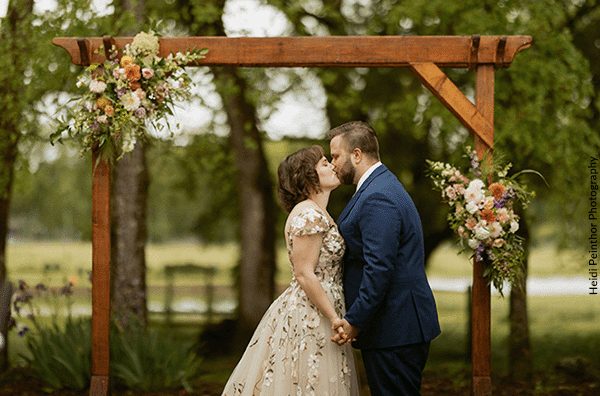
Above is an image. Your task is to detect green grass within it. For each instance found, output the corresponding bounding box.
[7,240,598,375]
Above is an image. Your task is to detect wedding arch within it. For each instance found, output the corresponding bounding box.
[53,34,532,396]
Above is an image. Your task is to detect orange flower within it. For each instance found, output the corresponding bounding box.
[125,63,141,83]
[489,182,506,200]
[104,105,115,116]
[481,209,497,223]
[130,81,142,91]
[97,96,110,109]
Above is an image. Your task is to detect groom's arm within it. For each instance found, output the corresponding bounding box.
[344,192,401,331]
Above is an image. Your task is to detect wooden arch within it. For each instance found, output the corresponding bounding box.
[53,34,532,396]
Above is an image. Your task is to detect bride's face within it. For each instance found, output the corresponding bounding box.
[315,156,340,191]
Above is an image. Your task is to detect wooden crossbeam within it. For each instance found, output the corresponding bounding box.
[52,35,532,68]
[410,62,494,148]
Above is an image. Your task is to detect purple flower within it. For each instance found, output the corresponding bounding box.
[17,325,30,337]
[134,107,147,119]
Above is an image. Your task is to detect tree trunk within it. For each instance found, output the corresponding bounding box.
[508,207,533,383]
[213,66,277,345]
[0,0,34,372]
[172,0,278,347]
[110,0,149,329]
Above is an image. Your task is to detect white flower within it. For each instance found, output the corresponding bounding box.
[464,186,485,204]
[468,179,485,190]
[466,201,479,214]
[510,221,519,233]
[306,312,321,329]
[474,226,490,241]
[113,67,126,79]
[468,238,480,249]
[488,222,503,239]
[263,370,273,386]
[142,67,154,79]
[97,115,108,124]
[122,131,137,153]
[308,353,319,369]
[89,80,107,93]
[121,92,141,111]
[131,31,160,55]
[308,367,320,386]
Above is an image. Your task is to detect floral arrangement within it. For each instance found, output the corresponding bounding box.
[426,147,539,296]
[53,31,208,160]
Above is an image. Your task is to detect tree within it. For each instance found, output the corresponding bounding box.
[146,0,279,344]
[109,0,151,329]
[1,0,112,371]
[0,0,34,372]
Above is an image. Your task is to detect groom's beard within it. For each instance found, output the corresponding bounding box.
[337,157,356,185]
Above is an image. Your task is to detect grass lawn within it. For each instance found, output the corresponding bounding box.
[6,240,599,378]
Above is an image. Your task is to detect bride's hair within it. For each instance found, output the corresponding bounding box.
[277,145,324,212]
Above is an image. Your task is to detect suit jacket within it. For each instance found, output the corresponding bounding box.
[338,164,441,350]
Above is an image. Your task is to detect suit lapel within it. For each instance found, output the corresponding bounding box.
[337,165,388,225]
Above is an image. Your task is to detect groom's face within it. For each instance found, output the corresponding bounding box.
[330,135,356,185]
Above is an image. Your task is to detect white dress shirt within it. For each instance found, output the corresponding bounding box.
[356,161,382,192]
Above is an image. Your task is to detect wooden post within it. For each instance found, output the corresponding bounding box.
[90,149,111,396]
[471,64,494,396]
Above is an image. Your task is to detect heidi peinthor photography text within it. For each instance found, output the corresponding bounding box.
[590,156,598,295]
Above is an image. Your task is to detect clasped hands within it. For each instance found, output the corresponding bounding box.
[331,317,359,347]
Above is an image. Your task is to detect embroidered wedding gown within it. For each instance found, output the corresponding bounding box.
[221,207,359,396]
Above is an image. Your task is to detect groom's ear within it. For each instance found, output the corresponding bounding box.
[351,148,363,164]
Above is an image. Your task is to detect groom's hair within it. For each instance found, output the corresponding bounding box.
[327,121,380,161]
[277,145,324,212]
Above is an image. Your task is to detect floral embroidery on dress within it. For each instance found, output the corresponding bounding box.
[220,207,358,396]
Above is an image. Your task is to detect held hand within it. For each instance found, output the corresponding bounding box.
[330,317,359,346]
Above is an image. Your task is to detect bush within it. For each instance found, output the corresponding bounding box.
[10,279,201,392]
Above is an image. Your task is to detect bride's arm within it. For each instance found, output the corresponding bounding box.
[292,232,339,325]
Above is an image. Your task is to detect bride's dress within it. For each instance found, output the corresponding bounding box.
[221,207,359,396]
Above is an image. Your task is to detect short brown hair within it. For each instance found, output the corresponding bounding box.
[277,145,324,212]
[327,121,380,161]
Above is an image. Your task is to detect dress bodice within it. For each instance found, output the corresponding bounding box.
[286,207,346,286]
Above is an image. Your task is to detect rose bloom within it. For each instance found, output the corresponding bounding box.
[489,182,506,200]
[97,115,108,124]
[483,196,495,210]
[465,217,478,231]
[454,184,466,195]
[445,186,457,200]
[464,186,484,204]
[488,221,503,238]
[113,67,126,79]
[125,63,141,83]
[474,226,491,241]
[130,82,142,91]
[104,105,115,116]
[466,201,479,215]
[142,68,154,79]
[497,208,510,223]
[134,88,146,100]
[481,209,497,223]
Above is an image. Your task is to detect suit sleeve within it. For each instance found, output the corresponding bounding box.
[344,191,402,331]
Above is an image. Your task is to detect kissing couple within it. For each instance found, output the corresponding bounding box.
[221,121,441,396]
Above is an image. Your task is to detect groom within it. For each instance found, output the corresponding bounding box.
[329,121,441,395]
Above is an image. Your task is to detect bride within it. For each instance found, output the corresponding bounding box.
[221,145,359,396]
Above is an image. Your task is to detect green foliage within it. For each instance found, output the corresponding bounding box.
[19,316,92,391]
[11,279,202,392]
[110,322,202,392]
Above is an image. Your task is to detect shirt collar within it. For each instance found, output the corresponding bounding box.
[356,162,382,192]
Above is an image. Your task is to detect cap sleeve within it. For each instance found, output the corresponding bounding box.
[289,208,330,237]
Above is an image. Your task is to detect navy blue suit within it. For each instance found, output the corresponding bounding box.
[338,164,440,395]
